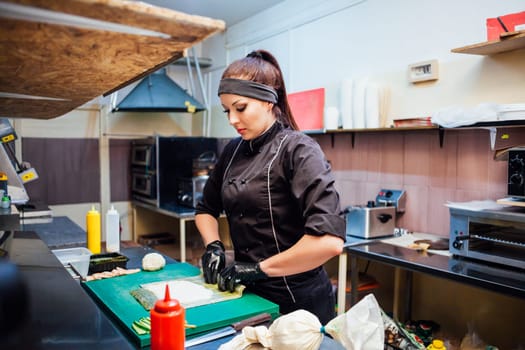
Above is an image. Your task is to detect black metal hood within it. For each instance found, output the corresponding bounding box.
[113,68,205,113]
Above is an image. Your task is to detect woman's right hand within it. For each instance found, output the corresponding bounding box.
[201,240,226,284]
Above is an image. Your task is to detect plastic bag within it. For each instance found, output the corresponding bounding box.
[382,310,425,349]
[218,325,271,350]
[324,293,384,349]
[430,103,498,128]
[218,310,322,350]
[269,309,324,350]
[219,294,386,350]
[460,324,493,350]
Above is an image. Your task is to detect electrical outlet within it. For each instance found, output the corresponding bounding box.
[408,59,439,83]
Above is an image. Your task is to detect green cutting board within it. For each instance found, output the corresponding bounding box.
[82,263,279,347]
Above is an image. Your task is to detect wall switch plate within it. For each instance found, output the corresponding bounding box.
[408,59,439,83]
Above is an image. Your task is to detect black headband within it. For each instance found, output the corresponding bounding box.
[218,78,278,103]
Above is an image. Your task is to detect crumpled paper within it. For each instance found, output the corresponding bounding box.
[218,294,384,350]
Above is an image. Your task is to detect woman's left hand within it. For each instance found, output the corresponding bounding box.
[218,262,268,292]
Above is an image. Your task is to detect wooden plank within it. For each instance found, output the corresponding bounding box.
[0,19,184,97]
[451,31,525,55]
[497,197,525,207]
[1,0,225,40]
[0,0,225,119]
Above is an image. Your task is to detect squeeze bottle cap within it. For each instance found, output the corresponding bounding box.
[154,285,181,313]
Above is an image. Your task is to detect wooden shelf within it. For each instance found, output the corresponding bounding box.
[451,30,525,55]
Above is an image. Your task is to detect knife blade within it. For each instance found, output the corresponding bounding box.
[185,312,272,348]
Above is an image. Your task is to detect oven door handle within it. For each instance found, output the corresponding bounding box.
[377,213,392,223]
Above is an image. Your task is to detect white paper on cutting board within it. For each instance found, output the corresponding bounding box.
[143,280,213,304]
[140,276,245,309]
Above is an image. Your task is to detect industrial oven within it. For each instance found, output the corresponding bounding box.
[449,206,525,270]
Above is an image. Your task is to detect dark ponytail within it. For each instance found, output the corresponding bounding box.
[222,50,299,130]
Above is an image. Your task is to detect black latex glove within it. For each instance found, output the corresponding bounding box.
[218,262,268,292]
[201,240,225,284]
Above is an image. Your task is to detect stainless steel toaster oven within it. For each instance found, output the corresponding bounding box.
[345,189,406,239]
[449,206,525,270]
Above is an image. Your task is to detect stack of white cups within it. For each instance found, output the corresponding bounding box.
[338,78,387,129]
[324,106,340,130]
[340,79,354,129]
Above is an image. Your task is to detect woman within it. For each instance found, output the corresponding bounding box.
[195,49,345,324]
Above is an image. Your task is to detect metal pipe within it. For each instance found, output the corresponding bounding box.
[185,55,196,98]
[192,47,209,110]
[191,47,210,136]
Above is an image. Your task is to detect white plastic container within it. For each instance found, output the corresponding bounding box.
[52,247,91,278]
[105,205,120,253]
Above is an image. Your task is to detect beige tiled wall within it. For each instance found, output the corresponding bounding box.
[313,128,509,237]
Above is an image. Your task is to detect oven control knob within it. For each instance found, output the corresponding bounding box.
[509,173,524,186]
[509,155,525,172]
[452,239,463,250]
[452,235,470,250]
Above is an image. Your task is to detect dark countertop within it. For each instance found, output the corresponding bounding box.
[134,200,198,219]
[346,241,525,299]
[1,231,232,349]
[2,231,345,349]
[2,231,136,350]
[20,216,86,249]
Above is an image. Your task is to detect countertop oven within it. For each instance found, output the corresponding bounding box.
[131,137,158,206]
[130,136,230,208]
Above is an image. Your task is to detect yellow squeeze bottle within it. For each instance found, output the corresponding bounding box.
[86,205,101,254]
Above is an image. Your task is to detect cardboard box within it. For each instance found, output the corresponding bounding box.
[486,11,525,41]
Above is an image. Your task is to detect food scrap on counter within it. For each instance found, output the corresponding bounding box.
[85,267,140,281]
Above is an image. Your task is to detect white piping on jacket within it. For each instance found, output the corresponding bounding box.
[266,135,296,303]
[224,139,243,177]
[224,135,297,304]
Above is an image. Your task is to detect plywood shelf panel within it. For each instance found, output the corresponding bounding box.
[0,0,225,120]
[451,31,525,55]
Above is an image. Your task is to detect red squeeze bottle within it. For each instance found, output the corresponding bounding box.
[150,285,185,350]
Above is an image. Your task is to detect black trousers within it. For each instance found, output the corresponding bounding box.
[248,267,336,325]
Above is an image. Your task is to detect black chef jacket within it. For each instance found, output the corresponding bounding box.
[196,121,345,319]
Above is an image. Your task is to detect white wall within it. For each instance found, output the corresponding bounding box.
[202,0,525,136]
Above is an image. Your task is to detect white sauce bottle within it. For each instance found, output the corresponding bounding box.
[105,205,120,253]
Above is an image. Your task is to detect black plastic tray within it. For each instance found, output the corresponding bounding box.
[88,252,129,274]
